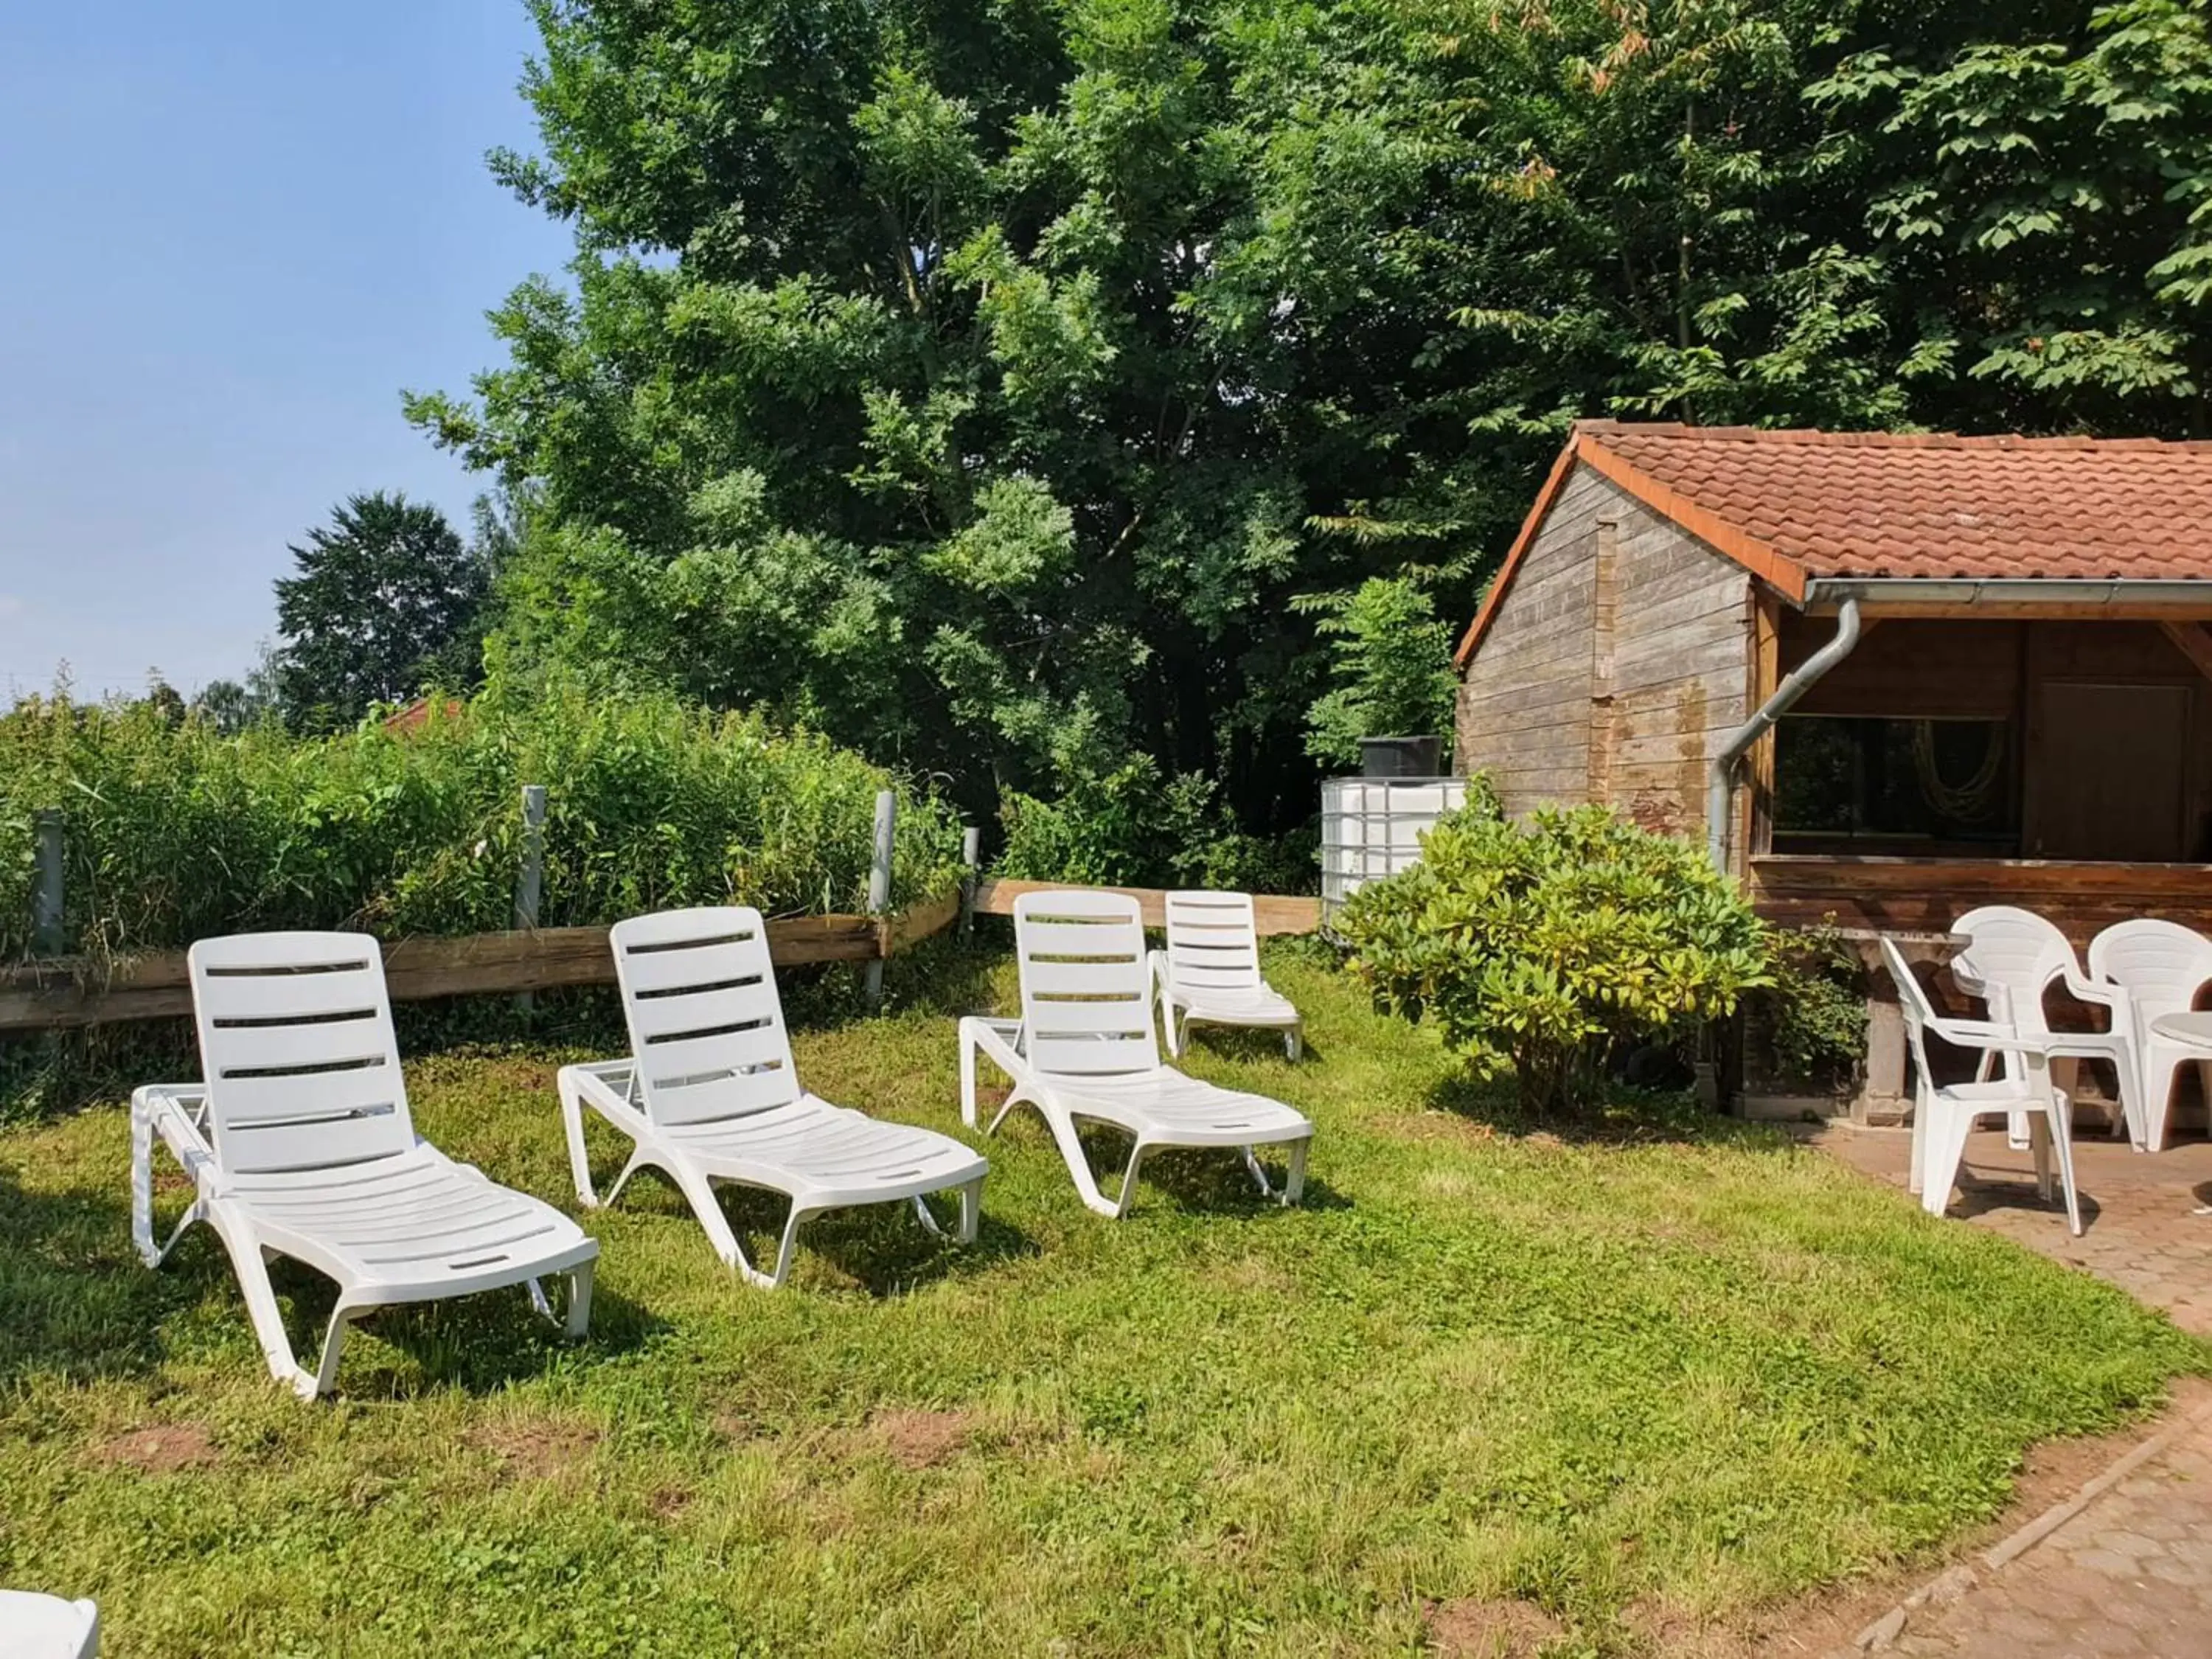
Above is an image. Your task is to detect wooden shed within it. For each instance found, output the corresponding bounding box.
[1455,422,2212,1114]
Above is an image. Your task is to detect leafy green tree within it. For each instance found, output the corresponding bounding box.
[415,0,2212,840]
[271,493,490,731]
[1298,577,1459,769]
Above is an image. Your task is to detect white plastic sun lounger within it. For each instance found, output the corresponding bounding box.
[557,905,987,1288]
[132,932,598,1401]
[0,1590,97,1658]
[1150,889,1304,1060]
[959,889,1314,1218]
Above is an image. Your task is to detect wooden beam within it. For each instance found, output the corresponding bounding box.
[2160,620,2212,682]
[0,900,966,1033]
[970,879,1320,937]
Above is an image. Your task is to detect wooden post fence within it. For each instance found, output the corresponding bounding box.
[31,810,65,958]
[959,826,981,938]
[862,789,896,1009]
[512,784,549,1015]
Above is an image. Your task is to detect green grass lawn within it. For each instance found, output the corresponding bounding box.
[1,940,2201,1656]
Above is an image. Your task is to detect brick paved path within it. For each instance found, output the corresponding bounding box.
[1813,1127,2212,1656]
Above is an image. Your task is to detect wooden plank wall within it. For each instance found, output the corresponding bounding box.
[1748,855,2212,943]
[1457,467,1604,807]
[1456,465,1753,847]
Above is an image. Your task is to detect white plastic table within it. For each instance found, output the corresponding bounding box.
[2151,1012,2212,1051]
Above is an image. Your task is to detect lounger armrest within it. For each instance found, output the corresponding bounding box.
[557,1060,652,1133]
[958,1016,1026,1076]
[133,1083,217,1177]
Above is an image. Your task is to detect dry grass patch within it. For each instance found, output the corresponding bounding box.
[89,1423,219,1475]
[469,1418,602,1482]
[1426,1596,1565,1657]
[869,1405,975,1469]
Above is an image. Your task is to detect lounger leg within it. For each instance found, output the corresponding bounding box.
[663,1161,772,1287]
[1285,1026,1303,1062]
[2031,1111,2055,1205]
[204,1208,309,1395]
[956,1178,981,1245]
[959,1030,979,1129]
[911,1194,946,1239]
[1281,1138,1307,1206]
[765,1206,808,1290]
[602,1148,649,1207]
[557,1071,599,1207]
[1161,997,1181,1059]
[526,1277,554,1321]
[131,1095,157,1267]
[1110,1142,1147,1219]
[309,1304,357,1400]
[566,1259,594,1338]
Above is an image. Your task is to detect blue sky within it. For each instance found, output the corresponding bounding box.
[0,1,574,700]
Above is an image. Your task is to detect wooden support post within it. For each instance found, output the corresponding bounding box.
[863,789,896,1009]
[513,785,547,1015]
[32,810,65,957]
[959,826,981,939]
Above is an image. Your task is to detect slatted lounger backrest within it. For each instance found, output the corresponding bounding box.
[187,932,417,1177]
[1012,890,1158,1077]
[609,906,803,1127]
[1164,891,1263,995]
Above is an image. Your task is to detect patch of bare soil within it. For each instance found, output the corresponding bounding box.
[470,1419,602,1481]
[91,1424,219,1474]
[648,1484,692,1521]
[1637,1377,2212,1657]
[1425,1596,1565,1658]
[870,1406,975,1470]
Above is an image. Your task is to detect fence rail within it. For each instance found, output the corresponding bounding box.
[0,874,1317,1034]
[970,879,1319,936]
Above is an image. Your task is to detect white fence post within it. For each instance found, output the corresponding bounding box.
[513,784,547,1015]
[959,825,981,938]
[863,789,896,1009]
[32,810,65,957]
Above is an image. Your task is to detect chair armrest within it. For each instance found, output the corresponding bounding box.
[2060,967,2123,1010]
[1922,1014,2039,1052]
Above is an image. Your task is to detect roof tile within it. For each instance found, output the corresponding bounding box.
[1573,421,2212,582]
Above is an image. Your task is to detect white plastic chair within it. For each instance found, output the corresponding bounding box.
[959,889,1314,1218]
[1882,936,2081,1235]
[0,1591,97,1658]
[1951,905,2140,1149]
[1150,890,1304,1060]
[558,906,987,1288]
[2087,919,2212,1153]
[133,933,598,1401]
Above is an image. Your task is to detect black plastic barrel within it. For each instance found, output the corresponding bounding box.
[1358,736,1442,778]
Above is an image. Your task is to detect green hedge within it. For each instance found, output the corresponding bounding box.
[0,679,964,961]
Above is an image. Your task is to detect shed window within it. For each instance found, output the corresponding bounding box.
[1774,715,2019,849]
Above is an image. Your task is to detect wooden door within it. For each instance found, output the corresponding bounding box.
[2029,682,2193,861]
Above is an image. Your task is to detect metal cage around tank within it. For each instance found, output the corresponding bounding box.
[1319,775,1470,928]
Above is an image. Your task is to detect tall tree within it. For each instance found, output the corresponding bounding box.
[272,493,490,731]
[413,0,2212,832]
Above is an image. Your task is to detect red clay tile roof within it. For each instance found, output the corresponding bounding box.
[1456,422,2212,664]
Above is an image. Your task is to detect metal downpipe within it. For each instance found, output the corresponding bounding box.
[1707,598,1862,872]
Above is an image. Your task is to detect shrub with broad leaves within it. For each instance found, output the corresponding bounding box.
[1338,797,1772,1115]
